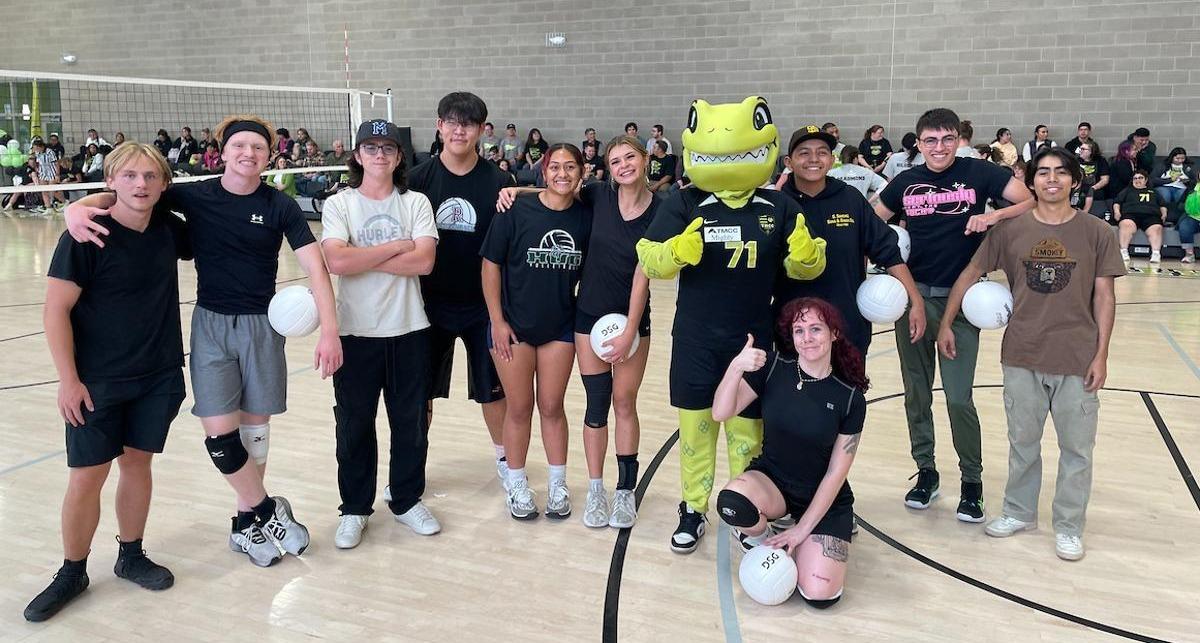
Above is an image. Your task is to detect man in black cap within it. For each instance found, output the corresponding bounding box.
[1128,127,1157,172]
[499,123,524,168]
[776,125,924,355]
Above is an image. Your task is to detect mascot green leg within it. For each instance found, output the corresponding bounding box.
[724,416,763,477]
[678,408,719,514]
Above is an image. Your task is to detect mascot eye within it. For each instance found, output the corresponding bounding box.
[753,104,772,130]
[687,106,698,133]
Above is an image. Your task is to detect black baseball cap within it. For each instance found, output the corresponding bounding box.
[505,123,516,130]
[787,125,838,155]
[355,119,403,148]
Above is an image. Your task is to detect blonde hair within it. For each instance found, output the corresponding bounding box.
[103,142,172,185]
[213,114,276,150]
[604,135,650,187]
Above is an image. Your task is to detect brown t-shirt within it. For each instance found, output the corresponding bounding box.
[970,210,1125,376]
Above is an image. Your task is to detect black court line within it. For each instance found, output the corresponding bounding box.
[871,328,895,336]
[0,352,191,391]
[1140,392,1200,513]
[0,301,44,309]
[853,517,1170,643]
[602,428,679,643]
[1117,299,1200,307]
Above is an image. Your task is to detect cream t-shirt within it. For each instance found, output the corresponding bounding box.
[322,187,439,337]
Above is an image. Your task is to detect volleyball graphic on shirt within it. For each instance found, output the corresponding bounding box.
[435,197,477,232]
[526,229,582,269]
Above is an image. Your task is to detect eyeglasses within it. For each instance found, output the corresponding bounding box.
[920,135,959,149]
[441,119,476,132]
[360,143,399,156]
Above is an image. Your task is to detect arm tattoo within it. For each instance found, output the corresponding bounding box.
[841,433,861,456]
[811,534,849,562]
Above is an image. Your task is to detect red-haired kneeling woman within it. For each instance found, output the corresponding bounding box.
[712,297,868,609]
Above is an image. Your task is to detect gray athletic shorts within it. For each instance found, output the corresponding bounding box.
[189,306,287,417]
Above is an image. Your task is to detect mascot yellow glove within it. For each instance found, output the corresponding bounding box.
[636,217,705,279]
[784,212,827,280]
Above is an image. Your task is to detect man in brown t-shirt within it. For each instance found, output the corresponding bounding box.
[936,148,1125,562]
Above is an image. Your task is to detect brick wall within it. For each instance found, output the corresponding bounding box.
[3,0,1197,156]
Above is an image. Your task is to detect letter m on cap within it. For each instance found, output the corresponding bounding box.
[372,121,388,136]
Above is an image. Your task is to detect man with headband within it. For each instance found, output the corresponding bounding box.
[65,114,342,567]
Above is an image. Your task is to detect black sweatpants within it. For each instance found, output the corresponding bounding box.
[333,330,431,516]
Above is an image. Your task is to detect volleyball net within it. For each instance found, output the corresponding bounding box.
[0,69,392,196]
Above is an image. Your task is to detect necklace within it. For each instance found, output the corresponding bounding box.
[795,361,832,391]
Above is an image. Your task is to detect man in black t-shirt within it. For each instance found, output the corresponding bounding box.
[875,108,1034,524]
[65,115,340,569]
[777,125,923,354]
[27,144,188,623]
[647,141,676,193]
[410,92,516,489]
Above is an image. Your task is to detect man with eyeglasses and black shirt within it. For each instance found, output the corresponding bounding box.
[410,93,516,493]
[874,108,1034,526]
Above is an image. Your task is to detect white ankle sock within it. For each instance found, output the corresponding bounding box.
[493,443,506,460]
[506,467,527,488]
[548,464,566,486]
[589,478,604,491]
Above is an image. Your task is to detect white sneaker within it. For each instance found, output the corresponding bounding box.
[382,485,391,503]
[985,514,1036,538]
[1120,249,1130,262]
[394,501,441,536]
[506,479,538,520]
[334,515,368,549]
[258,496,310,556]
[770,514,796,530]
[229,522,283,567]
[608,489,638,529]
[1181,253,1195,264]
[1150,251,1162,264]
[1055,533,1085,561]
[582,487,609,528]
[546,480,572,519]
[733,527,773,553]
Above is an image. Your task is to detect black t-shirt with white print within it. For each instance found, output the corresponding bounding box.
[160,180,314,315]
[860,138,893,168]
[411,156,515,317]
[479,194,591,345]
[744,351,866,493]
[878,157,1013,288]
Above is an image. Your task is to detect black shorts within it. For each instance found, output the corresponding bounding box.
[573,308,651,338]
[748,456,854,542]
[427,302,505,403]
[669,335,762,418]
[1125,213,1164,231]
[66,368,186,468]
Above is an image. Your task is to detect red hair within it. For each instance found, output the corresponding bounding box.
[775,297,870,391]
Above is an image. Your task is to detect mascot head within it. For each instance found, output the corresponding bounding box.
[681,96,778,207]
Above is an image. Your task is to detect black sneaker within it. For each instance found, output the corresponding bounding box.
[956,481,985,523]
[114,551,175,590]
[670,501,707,554]
[24,569,89,622]
[904,468,940,509]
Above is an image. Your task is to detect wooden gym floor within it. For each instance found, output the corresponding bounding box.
[0,215,1196,642]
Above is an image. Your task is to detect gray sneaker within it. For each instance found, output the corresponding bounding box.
[259,496,310,556]
[582,487,609,528]
[507,479,538,520]
[229,521,283,567]
[608,489,638,529]
[546,480,572,519]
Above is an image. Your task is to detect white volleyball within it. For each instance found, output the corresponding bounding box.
[267,285,319,337]
[856,275,908,324]
[962,280,1013,330]
[739,546,798,606]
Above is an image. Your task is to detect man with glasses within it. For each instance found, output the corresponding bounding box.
[409,93,516,494]
[874,108,1033,525]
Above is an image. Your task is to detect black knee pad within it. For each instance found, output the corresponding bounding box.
[581,372,613,429]
[205,430,249,475]
[716,489,760,528]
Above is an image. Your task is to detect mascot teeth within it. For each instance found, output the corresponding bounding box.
[689,144,772,166]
